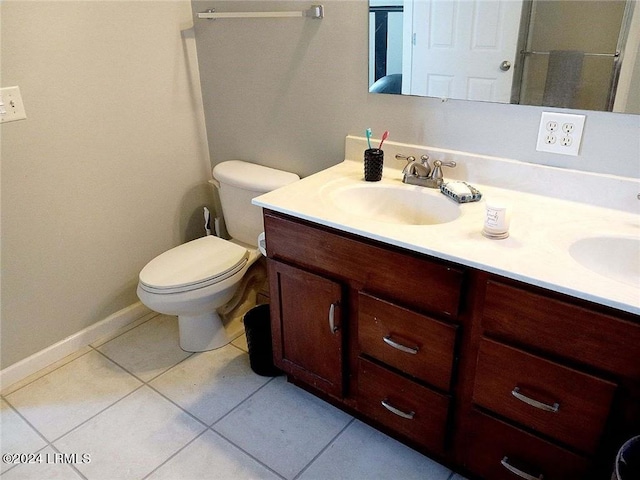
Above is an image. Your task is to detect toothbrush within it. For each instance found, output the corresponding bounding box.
[378,130,389,150]
[366,128,372,149]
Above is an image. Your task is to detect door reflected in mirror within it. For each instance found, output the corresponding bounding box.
[369,0,640,114]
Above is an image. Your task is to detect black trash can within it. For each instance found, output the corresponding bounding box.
[613,436,640,480]
[244,304,281,377]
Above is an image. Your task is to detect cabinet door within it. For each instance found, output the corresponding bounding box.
[269,259,344,398]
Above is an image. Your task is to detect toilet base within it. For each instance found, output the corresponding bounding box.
[177,311,243,352]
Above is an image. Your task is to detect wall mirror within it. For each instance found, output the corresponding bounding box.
[368,0,640,114]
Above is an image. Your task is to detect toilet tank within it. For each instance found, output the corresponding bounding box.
[212,160,299,246]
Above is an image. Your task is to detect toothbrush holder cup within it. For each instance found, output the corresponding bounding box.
[364,148,384,182]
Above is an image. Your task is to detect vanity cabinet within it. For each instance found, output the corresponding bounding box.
[263,210,640,479]
[264,210,464,454]
[459,277,640,480]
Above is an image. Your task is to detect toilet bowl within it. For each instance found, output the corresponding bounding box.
[137,160,299,352]
[137,236,259,351]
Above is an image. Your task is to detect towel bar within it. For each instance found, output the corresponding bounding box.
[521,50,619,58]
[198,5,323,20]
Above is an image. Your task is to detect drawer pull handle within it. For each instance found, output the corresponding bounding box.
[500,456,544,480]
[328,303,339,334]
[381,399,415,419]
[511,387,559,413]
[383,336,419,355]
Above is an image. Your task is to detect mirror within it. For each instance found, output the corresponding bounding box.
[369,0,640,114]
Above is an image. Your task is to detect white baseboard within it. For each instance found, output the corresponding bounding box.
[0,302,152,390]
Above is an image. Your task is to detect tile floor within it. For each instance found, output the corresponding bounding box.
[1,313,468,480]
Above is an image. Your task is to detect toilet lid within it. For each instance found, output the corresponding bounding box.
[139,236,249,293]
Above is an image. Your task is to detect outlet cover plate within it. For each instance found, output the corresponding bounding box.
[536,112,585,156]
[0,86,27,123]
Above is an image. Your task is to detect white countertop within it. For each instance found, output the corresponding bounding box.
[253,137,640,315]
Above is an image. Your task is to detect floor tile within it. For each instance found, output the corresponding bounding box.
[53,386,206,480]
[147,430,281,480]
[97,314,192,382]
[0,446,84,479]
[0,399,48,474]
[5,350,142,441]
[213,377,352,480]
[299,419,452,480]
[150,344,270,425]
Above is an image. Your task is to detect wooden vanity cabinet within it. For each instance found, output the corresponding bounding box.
[458,275,640,480]
[264,210,464,455]
[263,210,640,479]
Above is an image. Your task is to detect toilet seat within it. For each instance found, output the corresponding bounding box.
[139,236,249,294]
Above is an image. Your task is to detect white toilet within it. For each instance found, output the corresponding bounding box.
[137,160,299,352]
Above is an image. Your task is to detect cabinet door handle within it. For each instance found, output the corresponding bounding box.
[380,399,415,419]
[500,456,544,480]
[511,387,559,413]
[383,336,419,355]
[328,303,339,334]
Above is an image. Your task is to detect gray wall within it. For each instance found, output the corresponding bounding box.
[193,0,639,178]
[1,1,211,368]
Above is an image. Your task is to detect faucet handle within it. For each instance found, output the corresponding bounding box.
[396,154,416,174]
[435,160,456,168]
[395,154,415,163]
[430,159,457,184]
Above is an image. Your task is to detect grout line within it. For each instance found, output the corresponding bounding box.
[143,381,210,430]
[208,375,279,428]
[89,346,151,385]
[292,417,356,480]
[207,429,288,480]
[47,443,89,480]
[140,429,211,480]
[48,384,147,445]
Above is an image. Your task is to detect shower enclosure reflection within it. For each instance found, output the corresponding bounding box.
[369,0,640,114]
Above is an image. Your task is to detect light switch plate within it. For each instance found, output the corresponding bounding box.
[0,86,27,123]
[536,112,585,156]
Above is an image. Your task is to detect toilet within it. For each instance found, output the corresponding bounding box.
[137,160,299,352]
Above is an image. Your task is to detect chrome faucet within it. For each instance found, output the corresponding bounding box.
[396,154,456,188]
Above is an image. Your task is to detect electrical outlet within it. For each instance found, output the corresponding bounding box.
[0,86,27,123]
[536,112,585,156]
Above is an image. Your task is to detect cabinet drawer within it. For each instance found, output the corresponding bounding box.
[358,292,457,391]
[357,357,450,454]
[264,211,464,317]
[473,338,616,454]
[482,280,640,378]
[464,409,590,480]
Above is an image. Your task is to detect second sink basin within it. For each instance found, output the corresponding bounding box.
[325,182,461,225]
[569,235,640,287]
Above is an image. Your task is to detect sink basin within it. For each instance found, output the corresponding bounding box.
[569,236,640,287]
[325,183,460,225]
